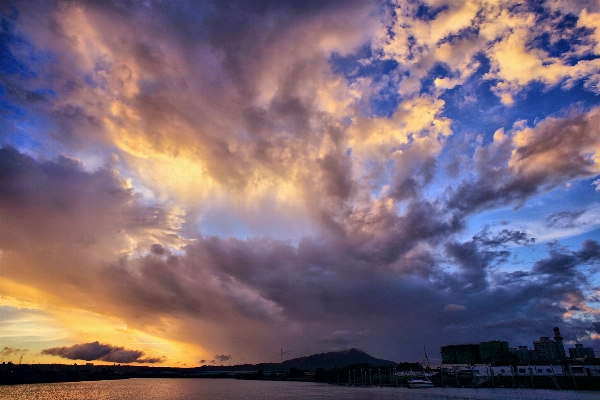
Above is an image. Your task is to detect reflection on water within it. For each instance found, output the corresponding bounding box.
[0,379,598,400]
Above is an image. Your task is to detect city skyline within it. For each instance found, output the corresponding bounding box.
[2,0,600,367]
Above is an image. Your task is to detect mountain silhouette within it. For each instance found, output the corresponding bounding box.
[280,348,396,370]
[197,348,397,372]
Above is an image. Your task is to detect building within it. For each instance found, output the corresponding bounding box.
[569,344,596,360]
[510,345,538,364]
[533,327,566,361]
[479,340,509,363]
[442,341,511,365]
[441,344,481,364]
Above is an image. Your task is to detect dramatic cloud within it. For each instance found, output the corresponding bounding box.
[532,240,600,276]
[41,342,164,364]
[1,0,600,365]
[378,1,600,105]
[448,107,600,214]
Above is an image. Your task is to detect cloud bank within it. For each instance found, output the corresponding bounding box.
[41,342,164,363]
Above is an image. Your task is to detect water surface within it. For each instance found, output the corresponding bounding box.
[1,378,598,399]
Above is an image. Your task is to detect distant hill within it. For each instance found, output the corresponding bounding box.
[281,348,396,370]
[197,348,397,372]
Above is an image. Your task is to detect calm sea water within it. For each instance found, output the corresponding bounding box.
[0,379,598,400]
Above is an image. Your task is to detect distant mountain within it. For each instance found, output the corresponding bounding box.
[196,348,397,372]
[281,348,396,370]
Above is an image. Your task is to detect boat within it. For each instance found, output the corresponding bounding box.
[406,347,435,387]
[408,378,434,388]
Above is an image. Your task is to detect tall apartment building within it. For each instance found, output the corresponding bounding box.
[533,327,566,361]
[441,341,510,364]
[441,344,481,364]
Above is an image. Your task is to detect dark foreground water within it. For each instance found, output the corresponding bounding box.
[0,379,598,400]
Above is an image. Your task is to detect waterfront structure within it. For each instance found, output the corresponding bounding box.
[440,326,600,366]
[514,365,565,376]
[533,327,566,361]
[489,365,513,376]
[467,364,600,378]
[569,344,596,360]
[570,365,600,377]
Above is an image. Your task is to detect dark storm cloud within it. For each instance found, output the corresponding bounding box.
[0,145,188,332]
[102,227,599,359]
[444,240,496,293]
[2,143,582,352]
[0,146,124,208]
[150,243,167,255]
[2,146,599,362]
[160,0,377,90]
[316,152,354,201]
[438,228,535,294]
[482,240,600,336]
[342,199,464,266]
[445,141,519,214]
[100,229,442,328]
[103,250,205,318]
[473,228,536,247]
[0,146,181,252]
[389,156,437,202]
[41,341,164,363]
[532,239,600,276]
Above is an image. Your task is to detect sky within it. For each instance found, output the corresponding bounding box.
[1,0,600,367]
